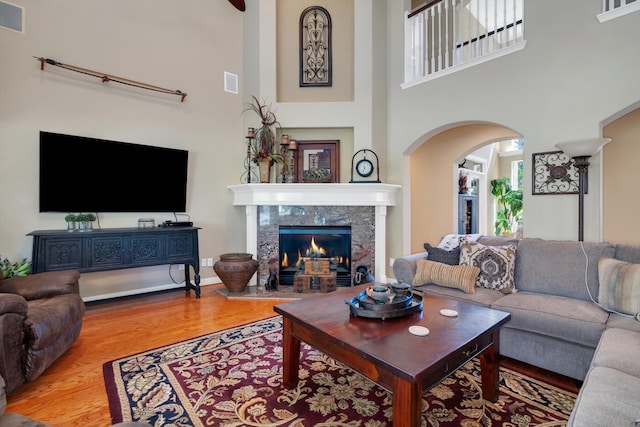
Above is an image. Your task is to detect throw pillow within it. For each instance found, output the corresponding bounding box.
[459,237,517,291]
[598,258,640,316]
[437,233,482,251]
[413,259,480,294]
[423,243,460,265]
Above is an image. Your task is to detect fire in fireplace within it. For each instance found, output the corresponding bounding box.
[279,225,352,287]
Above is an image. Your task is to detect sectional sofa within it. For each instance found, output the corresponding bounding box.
[393,236,640,426]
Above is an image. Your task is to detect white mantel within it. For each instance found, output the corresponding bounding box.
[228,183,401,284]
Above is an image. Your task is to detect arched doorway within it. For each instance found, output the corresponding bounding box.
[407,123,521,253]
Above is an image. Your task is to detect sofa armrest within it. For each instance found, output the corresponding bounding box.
[0,293,28,317]
[392,252,427,285]
[1,270,80,301]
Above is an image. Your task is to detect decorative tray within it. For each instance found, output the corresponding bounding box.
[345,289,423,320]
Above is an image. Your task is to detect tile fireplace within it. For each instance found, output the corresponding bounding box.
[228,183,400,287]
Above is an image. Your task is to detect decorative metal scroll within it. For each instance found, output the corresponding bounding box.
[299,6,332,87]
[532,150,586,195]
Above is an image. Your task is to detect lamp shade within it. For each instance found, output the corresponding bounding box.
[555,138,612,158]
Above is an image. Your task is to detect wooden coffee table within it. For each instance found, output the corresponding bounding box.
[274,283,511,427]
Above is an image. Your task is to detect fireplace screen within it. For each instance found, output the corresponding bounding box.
[279,225,351,286]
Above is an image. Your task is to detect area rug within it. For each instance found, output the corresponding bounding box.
[104,316,576,426]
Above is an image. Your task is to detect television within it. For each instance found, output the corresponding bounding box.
[39,131,189,213]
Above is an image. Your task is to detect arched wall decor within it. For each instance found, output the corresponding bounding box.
[299,6,332,87]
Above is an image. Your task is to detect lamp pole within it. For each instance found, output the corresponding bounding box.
[573,156,590,242]
[555,137,611,242]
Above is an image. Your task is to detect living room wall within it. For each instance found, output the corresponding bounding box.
[385,0,640,262]
[0,0,246,299]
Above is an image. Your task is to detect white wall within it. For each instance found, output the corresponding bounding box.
[0,0,246,299]
[385,0,640,261]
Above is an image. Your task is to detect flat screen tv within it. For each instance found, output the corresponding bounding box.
[39,131,189,213]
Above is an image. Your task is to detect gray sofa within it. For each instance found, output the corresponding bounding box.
[393,237,640,426]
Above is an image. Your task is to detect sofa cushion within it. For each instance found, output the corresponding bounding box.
[413,259,479,293]
[514,238,616,301]
[25,294,85,350]
[423,243,460,265]
[459,237,517,291]
[591,328,640,378]
[417,284,504,307]
[598,258,640,316]
[614,243,640,263]
[607,312,640,332]
[491,291,608,347]
[567,366,640,427]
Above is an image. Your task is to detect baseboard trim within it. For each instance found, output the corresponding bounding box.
[82,276,220,303]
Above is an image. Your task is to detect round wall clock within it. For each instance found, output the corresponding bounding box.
[350,149,381,183]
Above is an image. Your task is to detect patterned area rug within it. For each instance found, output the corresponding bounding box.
[104,316,576,426]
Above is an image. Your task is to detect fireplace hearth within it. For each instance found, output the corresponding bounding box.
[279,225,351,287]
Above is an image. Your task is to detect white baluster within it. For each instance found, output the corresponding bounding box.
[445,0,450,69]
[430,6,436,74]
[437,2,443,71]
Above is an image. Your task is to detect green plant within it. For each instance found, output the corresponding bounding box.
[76,213,96,222]
[491,177,523,236]
[65,214,77,222]
[1,256,32,278]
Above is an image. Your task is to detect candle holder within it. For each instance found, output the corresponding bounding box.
[242,135,257,183]
[279,135,290,183]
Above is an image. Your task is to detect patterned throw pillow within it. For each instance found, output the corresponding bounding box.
[459,237,517,291]
[423,243,460,265]
[413,259,480,294]
[598,258,640,316]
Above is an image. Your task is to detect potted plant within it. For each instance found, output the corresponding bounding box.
[76,213,97,231]
[1,256,31,278]
[64,214,77,231]
[491,177,523,236]
[244,96,284,182]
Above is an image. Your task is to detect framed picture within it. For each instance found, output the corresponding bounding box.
[295,140,339,183]
[532,150,586,195]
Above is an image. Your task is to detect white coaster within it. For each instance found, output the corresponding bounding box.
[408,325,430,336]
[440,309,459,317]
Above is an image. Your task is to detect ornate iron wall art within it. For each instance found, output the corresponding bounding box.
[532,150,587,195]
[299,6,332,87]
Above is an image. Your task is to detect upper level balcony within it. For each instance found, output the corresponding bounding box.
[402,0,638,88]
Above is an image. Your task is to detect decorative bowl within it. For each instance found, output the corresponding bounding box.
[366,285,391,304]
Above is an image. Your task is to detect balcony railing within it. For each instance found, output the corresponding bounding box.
[403,0,525,88]
[598,0,639,22]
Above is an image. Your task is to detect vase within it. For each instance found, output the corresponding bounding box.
[258,158,272,183]
[213,253,259,293]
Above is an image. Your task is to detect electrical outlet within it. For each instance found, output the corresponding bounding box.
[207,257,213,267]
[201,258,207,267]
[389,258,395,267]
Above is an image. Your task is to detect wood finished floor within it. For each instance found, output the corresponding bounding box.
[5,284,579,426]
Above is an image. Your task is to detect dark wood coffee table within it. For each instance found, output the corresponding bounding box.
[274,283,510,427]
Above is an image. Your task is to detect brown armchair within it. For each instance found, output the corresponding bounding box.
[0,269,85,394]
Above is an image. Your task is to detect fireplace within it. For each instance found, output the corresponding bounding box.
[279,225,352,287]
[227,183,401,287]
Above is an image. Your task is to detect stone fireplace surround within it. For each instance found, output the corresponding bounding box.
[228,183,400,287]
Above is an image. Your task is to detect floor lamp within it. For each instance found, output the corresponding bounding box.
[554,137,612,241]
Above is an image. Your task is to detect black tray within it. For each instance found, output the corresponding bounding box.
[357,289,413,311]
[345,291,423,320]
